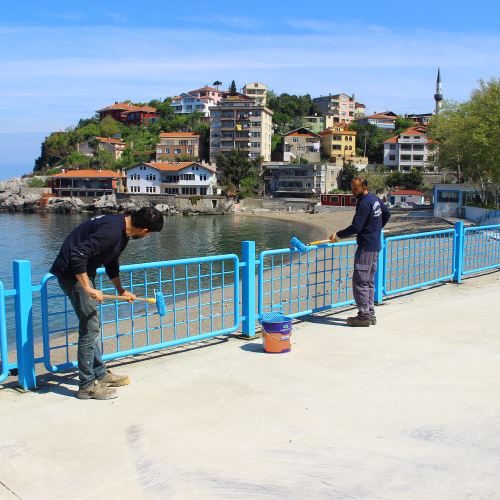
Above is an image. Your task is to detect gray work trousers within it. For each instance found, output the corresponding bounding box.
[352,248,379,318]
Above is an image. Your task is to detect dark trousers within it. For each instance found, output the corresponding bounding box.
[352,248,379,318]
[58,277,106,388]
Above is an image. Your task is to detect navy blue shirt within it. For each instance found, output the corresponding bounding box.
[336,193,391,251]
[50,214,129,282]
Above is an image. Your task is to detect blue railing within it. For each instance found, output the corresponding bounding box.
[0,223,499,390]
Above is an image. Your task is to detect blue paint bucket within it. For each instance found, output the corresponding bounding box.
[260,310,292,353]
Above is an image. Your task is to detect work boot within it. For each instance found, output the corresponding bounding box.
[346,315,371,327]
[76,380,118,400]
[99,370,131,387]
[370,316,377,325]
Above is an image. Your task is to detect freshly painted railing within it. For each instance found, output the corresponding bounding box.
[0,224,498,390]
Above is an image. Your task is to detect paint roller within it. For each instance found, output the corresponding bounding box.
[289,236,333,252]
[101,289,167,316]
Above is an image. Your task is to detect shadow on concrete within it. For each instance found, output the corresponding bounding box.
[240,343,266,354]
[299,315,350,328]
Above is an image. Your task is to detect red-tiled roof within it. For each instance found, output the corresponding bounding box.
[389,190,425,196]
[50,169,124,178]
[97,102,157,113]
[189,86,222,93]
[284,128,321,138]
[384,136,398,143]
[366,113,397,120]
[95,136,125,145]
[320,128,356,136]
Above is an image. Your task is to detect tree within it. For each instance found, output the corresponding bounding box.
[337,161,358,191]
[348,122,392,163]
[216,150,261,194]
[428,78,500,204]
[267,92,314,133]
[394,116,415,135]
[62,151,92,168]
[99,115,121,137]
[229,80,237,96]
[384,169,423,190]
[213,80,222,89]
[364,171,386,194]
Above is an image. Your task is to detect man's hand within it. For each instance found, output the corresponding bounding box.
[119,290,137,303]
[86,287,103,303]
[330,233,340,243]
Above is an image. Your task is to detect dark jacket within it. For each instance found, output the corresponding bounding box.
[336,193,391,251]
[50,214,129,282]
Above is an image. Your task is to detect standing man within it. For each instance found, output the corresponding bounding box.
[330,177,391,327]
[50,207,164,400]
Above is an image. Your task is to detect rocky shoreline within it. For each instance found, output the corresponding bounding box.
[0,177,234,215]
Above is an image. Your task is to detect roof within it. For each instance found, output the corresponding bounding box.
[189,86,222,93]
[284,128,321,138]
[320,127,356,136]
[384,136,398,144]
[95,136,125,145]
[97,102,157,114]
[389,190,425,196]
[159,132,200,138]
[50,169,124,178]
[384,125,431,143]
[132,162,216,173]
[365,112,397,119]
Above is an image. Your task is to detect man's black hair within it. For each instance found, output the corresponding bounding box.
[131,207,164,232]
[353,176,369,188]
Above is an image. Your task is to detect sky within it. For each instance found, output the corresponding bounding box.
[1,0,499,179]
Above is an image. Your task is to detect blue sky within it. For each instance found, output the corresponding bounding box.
[1,0,499,179]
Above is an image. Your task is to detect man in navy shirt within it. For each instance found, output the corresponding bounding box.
[331,177,391,327]
[50,207,164,399]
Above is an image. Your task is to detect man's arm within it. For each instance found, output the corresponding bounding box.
[381,201,391,228]
[75,272,103,302]
[110,276,136,302]
[335,203,370,239]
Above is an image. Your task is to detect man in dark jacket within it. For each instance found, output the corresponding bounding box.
[331,177,391,327]
[50,207,164,399]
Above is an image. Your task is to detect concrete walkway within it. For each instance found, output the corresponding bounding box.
[1,272,499,500]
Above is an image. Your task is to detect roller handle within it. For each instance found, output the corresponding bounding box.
[308,239,332,246]
[101,294,156,304]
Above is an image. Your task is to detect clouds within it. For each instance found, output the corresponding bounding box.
[0,15,498,174]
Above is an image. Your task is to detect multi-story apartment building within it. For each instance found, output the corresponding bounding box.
[155,132,201,161]
[320,125,357,161]
[209,94,273,162]
[312,93,365,124]
[242,82,267,105]
[263,162,341,198]
[282,128,321,163]
[171,86,223,117]
[126,161,217,195]
[383,126,435,171]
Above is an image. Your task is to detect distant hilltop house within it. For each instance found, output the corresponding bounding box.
[126,161,217,196]
[97,102,158,126]
[383,126,435,172]
[404,112,434,126]
[156,132,201,161]
[301,115,337,134]
[48,169,126,197]
[357,111,398,130]
[282,128,321,163]
[312,93,366,124]
[171,87,223,117]
[78,136,126,161]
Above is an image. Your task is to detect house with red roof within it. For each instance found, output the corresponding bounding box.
[156,132,201,161]
[48,169,126,197]
[97,102,158,126]
[388,189,425,205]
[383,126,436,172]
[78,136,126,160]
[357,111,397,130]
[283,128,321,163]
[126,161,217,196]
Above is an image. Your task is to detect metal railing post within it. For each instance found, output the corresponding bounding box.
[375,231,385,304]
[13,260,37,390]
[453,221,464,283]
[241,241,257,338]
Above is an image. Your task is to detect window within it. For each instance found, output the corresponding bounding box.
[251,132,261,137]
[174,149,182,154]
[199,187,207,195]
[251,121,261,127]
[413,155,424,161]
[401,144,412,150]
[437,190,459,203]
[179,140,189,145]
[403,135,410,139]
[330,196,339,203]
[156,149,162,155]
[413,144,424,151]
[389,154,396,161]
[180,174,195,181]
[401,155,411,161]
[251,142,260,148]
[164,188,178,194]
[181,187,197,195]
[350,197,356,204]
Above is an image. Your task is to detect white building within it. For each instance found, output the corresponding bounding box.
[388,190,425,205]
[126,162,217,196]
[170,93,218,117]
[383,126,435,172]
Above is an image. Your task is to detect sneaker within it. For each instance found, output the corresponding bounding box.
[370,316,377,325]
[76,380,118,400]
[99,370,131,387]
[346,315,371,327]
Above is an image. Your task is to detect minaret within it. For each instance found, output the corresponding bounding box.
[434,68,443,114]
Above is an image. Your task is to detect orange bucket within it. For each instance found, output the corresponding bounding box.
[262,330,291,353]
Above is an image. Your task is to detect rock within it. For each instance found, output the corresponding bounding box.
[47,197,85,213]
[93,194,117,209]
[154,204,178,215]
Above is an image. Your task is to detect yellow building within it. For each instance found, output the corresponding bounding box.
[320,126,357,161]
